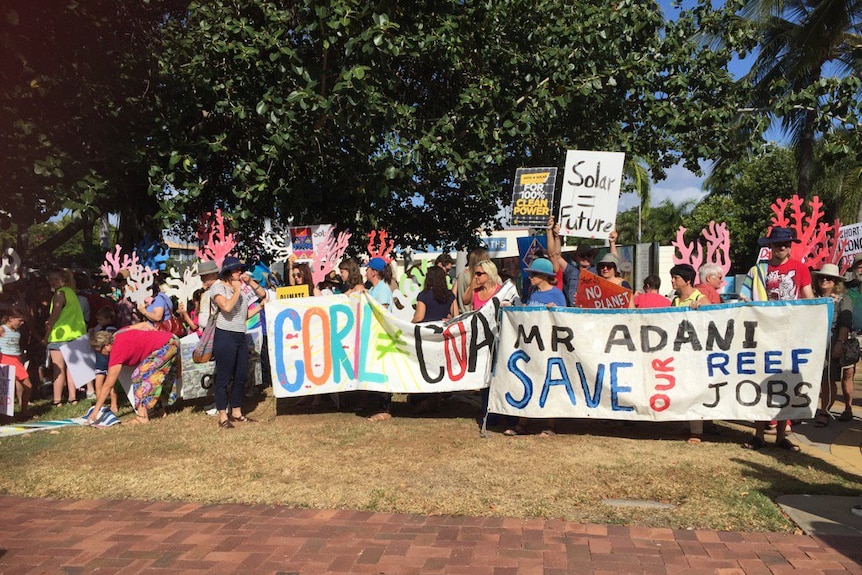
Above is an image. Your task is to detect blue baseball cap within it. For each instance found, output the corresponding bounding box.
[368,257,387,271]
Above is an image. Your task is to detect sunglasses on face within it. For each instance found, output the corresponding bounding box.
[597,263,615,270]
[818,277,835,282]
[773,242,792,249]
[474,271,486,277]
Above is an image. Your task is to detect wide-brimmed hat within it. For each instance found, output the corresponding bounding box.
[220,256,246,275]
[196,260,220,277]
[525,257,554,277]
[367,257,387,271]
[597,253,619,269]
[757,226,799,246]
[813,263,845,282]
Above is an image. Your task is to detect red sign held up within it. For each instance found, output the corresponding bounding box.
[575,269,632,309]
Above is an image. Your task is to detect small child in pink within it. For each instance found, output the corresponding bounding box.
[0,308,32,419]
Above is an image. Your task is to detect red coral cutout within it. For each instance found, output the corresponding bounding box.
[366,229,395,263]
[768,195,847,271]
[196,209,237,269]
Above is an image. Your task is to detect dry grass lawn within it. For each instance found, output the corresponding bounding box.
[1,391,860,533]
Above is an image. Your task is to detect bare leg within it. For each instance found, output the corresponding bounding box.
[840,365,855,419]
[50,349,66,404]
[16,377,32,417]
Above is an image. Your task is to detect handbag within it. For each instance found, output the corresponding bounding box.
[840,336,860,367]
[192,312,218,363]
[155,315,187,338]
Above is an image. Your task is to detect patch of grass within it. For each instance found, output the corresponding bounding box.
[1,392,860,532]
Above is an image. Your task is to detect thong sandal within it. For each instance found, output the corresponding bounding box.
[777,438,801,452]
[742,435,765,450]
[838,411,854,422]
[229,414,256,423]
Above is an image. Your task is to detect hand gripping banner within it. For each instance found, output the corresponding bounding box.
[488,299,831,421]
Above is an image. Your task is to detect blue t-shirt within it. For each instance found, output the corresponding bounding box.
[369,281,392,311]
[527,287,567,307]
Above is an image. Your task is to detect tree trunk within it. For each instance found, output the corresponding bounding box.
[795,109,816,198]
[28,217,90,263]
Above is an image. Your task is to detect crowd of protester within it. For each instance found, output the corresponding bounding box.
[0,222,856,448]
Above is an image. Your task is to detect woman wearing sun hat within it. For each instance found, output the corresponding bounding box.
[211,256,267,429]
[812,263,854,427]
[524,257,566,308]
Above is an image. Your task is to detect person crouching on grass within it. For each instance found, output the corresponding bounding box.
[88,327,180,425]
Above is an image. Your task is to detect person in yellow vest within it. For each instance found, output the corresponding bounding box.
[669,264,708,443]
[45,268,87,406]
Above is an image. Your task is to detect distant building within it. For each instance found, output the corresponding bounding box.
[165,239,197,264]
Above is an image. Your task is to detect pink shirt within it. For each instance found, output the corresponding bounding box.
[109,330,173,368]
[634,292,672,309]
[472,284,501,310]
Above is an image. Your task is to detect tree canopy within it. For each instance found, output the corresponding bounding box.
[3,0,768,254]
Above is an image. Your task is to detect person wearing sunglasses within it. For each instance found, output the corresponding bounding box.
[470,260,502,310]
[740,226,813,452]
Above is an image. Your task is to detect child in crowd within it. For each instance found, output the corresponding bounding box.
[89,306,119,414]
[0,308,32,419]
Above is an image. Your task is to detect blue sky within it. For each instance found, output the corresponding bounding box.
[617,0,760,212]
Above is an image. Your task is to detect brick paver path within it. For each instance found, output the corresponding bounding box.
[1,496,860,574]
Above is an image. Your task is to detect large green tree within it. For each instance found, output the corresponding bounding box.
[0,1,188,261]
[149,0,754,248]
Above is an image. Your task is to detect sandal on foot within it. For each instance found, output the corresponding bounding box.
[838,411,854,422]
[538,429,556,437]
[777,438,801,452]
[218,419,234,429]
[229,414,256,423]
[687,434,703,444]
[367,412,392,422]
[52,401,63,408]
[503,425,527,436]
[742,435,765,450]
[814,418,830,428]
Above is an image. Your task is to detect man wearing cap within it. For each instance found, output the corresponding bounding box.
[366,257,393,311]
[740,227,813,452]
[546,216,596,306]
[364,257,394,421]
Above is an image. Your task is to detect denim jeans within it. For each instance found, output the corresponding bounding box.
[213,328,248,411]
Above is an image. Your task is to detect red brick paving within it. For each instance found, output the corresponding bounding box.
[0,496,860,574]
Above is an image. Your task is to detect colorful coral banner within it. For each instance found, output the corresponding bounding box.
[266,283,518,397]
[488,300,829,420]
[575,269,632,308]
[558,150,625,240]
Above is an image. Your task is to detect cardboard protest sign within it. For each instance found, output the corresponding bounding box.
[839,222,862,268]
[266,283,518,397]
[59,335,96,389]
[0,364,13,417]
[277,285,310,299]
[575,269,632,309]
[558,150,625,240]
[510,168,557,227]
[489,299,829,421]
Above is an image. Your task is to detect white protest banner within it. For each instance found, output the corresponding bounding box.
[558,150,625,240]
[266,283,517,397]
[839,222,862,268]
[0,364,13,417]
[489,299,829,421]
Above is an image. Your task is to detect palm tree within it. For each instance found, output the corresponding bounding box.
[741,0,862,196]
[623,156,652,242]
